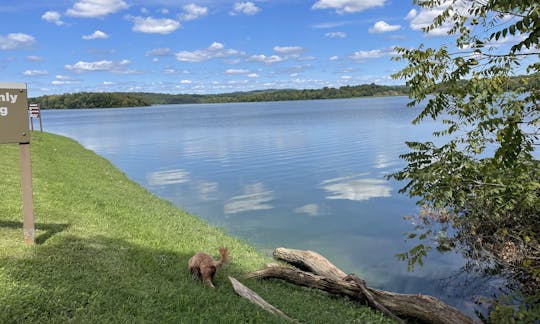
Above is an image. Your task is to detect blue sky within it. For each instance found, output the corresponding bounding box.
[0,0,478,96]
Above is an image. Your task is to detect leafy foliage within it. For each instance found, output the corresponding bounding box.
[391,0,539,321]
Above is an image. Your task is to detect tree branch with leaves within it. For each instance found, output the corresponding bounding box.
[391,0,539,321]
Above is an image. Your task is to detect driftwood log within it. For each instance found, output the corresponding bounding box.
[246,248,476,324]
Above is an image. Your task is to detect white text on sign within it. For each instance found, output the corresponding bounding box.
[0,93,18,104]
[0,107,7,117]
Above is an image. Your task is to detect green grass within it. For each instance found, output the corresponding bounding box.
[0,132,392,323]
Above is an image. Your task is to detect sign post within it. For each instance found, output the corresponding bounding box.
[0,82,34,244]
[29,103,43,132]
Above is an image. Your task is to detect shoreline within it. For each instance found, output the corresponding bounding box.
[0,132,390,323]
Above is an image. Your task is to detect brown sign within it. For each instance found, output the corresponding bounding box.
[0,82,29,144]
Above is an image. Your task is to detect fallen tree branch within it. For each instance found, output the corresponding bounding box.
[229,276,295,322]
[246,248,476,324]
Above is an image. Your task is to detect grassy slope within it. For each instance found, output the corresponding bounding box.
[0,132,391,323]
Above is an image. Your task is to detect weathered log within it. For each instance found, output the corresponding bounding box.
[274,248,404,322]
[248,248,476,324]
[273,247,347,280]
[229,276,295,322]
[343,274,404,324]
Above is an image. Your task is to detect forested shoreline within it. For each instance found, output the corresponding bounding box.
[29,83,408,109]
[29,74,538,109]
[29,92,151,109]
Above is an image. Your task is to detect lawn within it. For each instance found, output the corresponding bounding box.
[0,132,392,323]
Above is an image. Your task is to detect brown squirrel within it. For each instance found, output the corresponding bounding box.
[188,247,228,288]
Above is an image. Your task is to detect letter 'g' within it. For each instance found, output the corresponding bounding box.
[0,107,8,117]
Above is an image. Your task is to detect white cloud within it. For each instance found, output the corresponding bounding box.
[146,48,172,56]
[349,49,389,60]
[405,6,448,36]
[488,34,527,47]
[130,16,181,34]
[23,70,48,76]
[65,59,131,73]
[175,42,241,62]
[405,8,417,20]
[273,46,306,57]
[52,80,74,85]
[313,21,352,29]
[103,81,115,85]
[405,1,472,37]
[0,33,35,50]
[225,69,249,75]
[180,79,192,84]
[231,2,261,15]
[67,0,128,18]
[82,30,109,40]
[181,4,208,21]
[248,73,259,78]
[42,11,64,25]
[26,55,43,62]
[329,55,339,60]
[287,64,312,73]
[51,75,80,85]
[164,67,190,75]
[325,31,347,38]
[55,75,75,81]
[368,20,401,33]
[312,0,385,14]
[248,54,285,64]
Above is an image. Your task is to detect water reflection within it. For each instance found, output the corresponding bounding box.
[224,182,274,214]
[294,204,320,216]
[196,181,218,200]
[147,169,190,186]
[42,98,488,317]
[321,174,392,201]
[374,152,395,169]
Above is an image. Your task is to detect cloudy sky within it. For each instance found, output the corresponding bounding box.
[0,0,508,96]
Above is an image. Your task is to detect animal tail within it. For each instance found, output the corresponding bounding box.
[214,247,228,268]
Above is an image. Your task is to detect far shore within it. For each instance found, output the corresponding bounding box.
[29,83,408,109]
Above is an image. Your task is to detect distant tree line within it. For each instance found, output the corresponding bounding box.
[29,84,408,109]
[135,83,409,105]
[29,75,538,109]
[29,92,151,109]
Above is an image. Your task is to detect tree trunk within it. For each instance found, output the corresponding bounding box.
[246,248,476,324]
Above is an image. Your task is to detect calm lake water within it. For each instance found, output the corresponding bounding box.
[42,97,490,316]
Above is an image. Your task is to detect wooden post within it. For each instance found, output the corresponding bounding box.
[19,142,35,244]
[0,82,34,244]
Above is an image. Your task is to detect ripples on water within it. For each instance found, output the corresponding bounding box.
[43,97,495,317]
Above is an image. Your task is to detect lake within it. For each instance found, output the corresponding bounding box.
[42,97,489,316]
